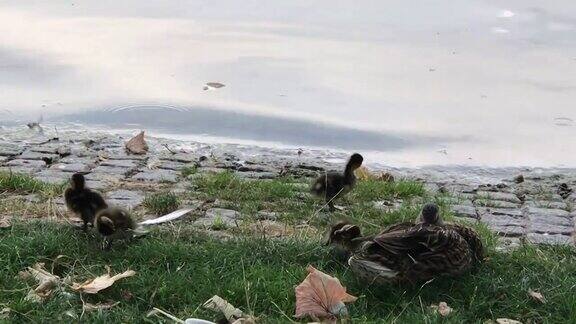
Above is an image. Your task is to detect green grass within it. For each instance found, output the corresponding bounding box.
[181,166,198,177]
[143,191,180,215]
[1,172,575,322]
[0,221,575,323]
[0,171,65,199]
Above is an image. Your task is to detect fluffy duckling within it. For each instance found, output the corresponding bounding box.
[94,207,137,250]
[311,153,363,211]
[327,203,484,284]
[64,173,108,232]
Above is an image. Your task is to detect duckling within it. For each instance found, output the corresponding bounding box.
[311,153,363,211]
[327,203,484,285]
[94,207,137,250]
[64,173,108,232]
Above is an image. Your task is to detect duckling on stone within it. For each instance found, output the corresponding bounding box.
[311,153,363,211]
[94,207,137,250]
[327,203,484,285]
[64,173,108,232]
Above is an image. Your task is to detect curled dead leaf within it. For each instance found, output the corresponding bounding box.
[83,301,120,312]
[125,131,148,155]
[0,217,11,229]
[528,289,546,303]
[295,265,357,320]
[72,269,136,294]
[23,263,61,303]
[203,295,244,321]
[496,319,523,324]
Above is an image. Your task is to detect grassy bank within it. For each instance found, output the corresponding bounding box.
[0,171,575,322]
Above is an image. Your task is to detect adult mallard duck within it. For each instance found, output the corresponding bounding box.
[327,203,484,284]
[311,153,363,211]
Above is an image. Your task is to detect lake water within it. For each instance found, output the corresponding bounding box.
[0,1,575,167]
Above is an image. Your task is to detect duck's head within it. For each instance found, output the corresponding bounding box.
[97,215,116,236]
[347,153,364,170]
[326,221,362,250]
[70,173,86,190]
[419,203,443,225]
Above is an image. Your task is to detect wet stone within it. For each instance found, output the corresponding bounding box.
[476,191,521,204]
[524,200,568,210]
[50,163,91,173]
[474,199,520,209]
[481,214,525,227]
[85,180,107,190]
[157,160,188,171]
[59,156,97,165]
[90,165,130,176]
[132,169,178,183]
[0,142,25,156]
[451,205,478,218]
[528,222,573,235]
[6,159,46,168]
[477,207,524,218]
[193,208,240,228]
[19,150,59,162]
[106,190,145,209]
[161,153,199,163]
[35,170,69,184]
[526,233,573,245]
[100,159,139,168]
[485,224,525,237]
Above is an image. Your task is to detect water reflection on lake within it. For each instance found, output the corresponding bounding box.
[0,1,575,167]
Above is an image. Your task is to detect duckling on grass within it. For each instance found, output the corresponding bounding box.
[95,207,137,250]
[311,153,363,211]
[64,173,108,232]
[327,203,484,285]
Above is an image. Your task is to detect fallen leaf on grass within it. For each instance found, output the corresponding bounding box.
[23,263,61,303]
[430,302,453,317]
[125,131,148,155]
[72,269,135,294]
[0,308,11,320]
[528,289,546,303]
[496,319,523,324]
[83,301,120,312]
[0,218,10,229]
[295,266,357,320]
[203,295,244,321]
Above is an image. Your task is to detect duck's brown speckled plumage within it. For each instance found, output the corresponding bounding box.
[329,203,484,285]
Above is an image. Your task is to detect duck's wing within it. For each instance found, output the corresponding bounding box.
[359,225,472,282]
[378,221,416,235]
[446,224,484,262]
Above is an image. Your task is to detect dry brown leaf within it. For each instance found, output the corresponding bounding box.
[72,269,136,294]
[83,301,120,312]
[125,131,148,155]
[121,289,134,301]
[23,263,61,303]
[496,319,523,324]
[295,265,357,320]
[0,217,11,229]
[203,295,244,321]
[528,289,546,303]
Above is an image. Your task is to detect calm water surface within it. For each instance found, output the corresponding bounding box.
[0,1,575,167]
